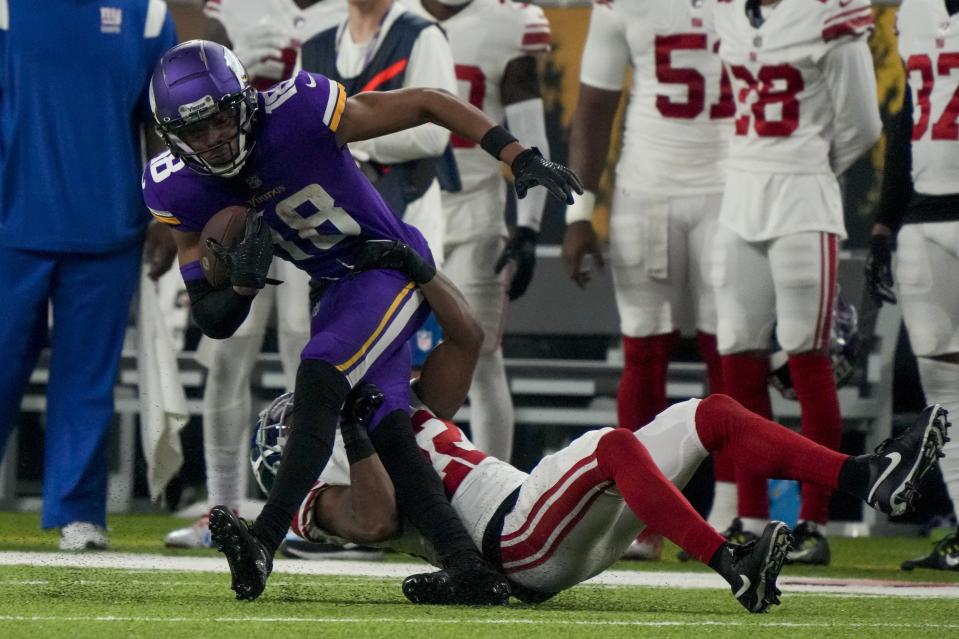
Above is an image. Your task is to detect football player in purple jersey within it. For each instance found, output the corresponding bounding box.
[142,39,581,604]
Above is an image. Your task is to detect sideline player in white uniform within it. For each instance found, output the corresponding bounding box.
[164,0,346,549]
[868,0,959,572]
[560,0,735,557]
[252,240,948,610]
[408,0,552,461]
[712,0,880,564]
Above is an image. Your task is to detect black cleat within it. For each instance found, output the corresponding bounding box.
[402,561,511,606]
[209,506,273,601]
[901,529,959,572]
[786,521,831,566]
[864,405,950,516]
[680,518,758,562]
[716,521,792,614]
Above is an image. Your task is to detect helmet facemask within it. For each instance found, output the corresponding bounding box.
[250,392,294,495]
[155,87,258,178]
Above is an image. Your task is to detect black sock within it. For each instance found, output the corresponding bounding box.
[370,410,484,569]
[251,359,349,555]
[708,543,733,581]
[837,455,871,502]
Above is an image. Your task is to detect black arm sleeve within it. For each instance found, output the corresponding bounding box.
[185,278,255,339]
[875,84,914,233]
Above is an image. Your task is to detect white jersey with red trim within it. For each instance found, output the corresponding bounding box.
[898,0,959,195]
[580,0,733,196]
[410,409,528,549]
[408,0,550,195]
[714,0,874,175]
[204,0,346,88]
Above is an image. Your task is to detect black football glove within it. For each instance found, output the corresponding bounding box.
[494,226,538,301]
[865,234,897,306]
[342,382,385,432]
[511,147,584,205]
[339,382,384,463]
[207,211,277,289]
[351,239,436,285]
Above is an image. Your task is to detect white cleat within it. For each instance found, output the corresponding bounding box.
[622,531,663,561]
[59,522,109,551]
[164,514,214,549]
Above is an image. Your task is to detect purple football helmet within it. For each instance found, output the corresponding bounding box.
[149,40,258,177]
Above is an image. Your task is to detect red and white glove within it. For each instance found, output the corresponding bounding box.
[231,18,298,89]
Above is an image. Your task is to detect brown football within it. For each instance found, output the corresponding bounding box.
[199,205,249,288]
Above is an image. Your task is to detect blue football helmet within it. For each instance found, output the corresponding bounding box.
[769,290,860,400]
[149,40,258,177]
[250,392,294,496]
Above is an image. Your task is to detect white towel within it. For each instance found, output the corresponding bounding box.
[642,197,670,280]
[137,270,190,501]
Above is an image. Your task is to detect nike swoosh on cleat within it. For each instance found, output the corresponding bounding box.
[867,451,902,504]
[734,575,751,599]
[945,555,959,568]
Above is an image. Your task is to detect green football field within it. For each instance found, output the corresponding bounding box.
[0,513,956,639]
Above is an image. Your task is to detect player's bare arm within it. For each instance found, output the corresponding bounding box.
[561,84,621,287]
[305,383,400,544]
[412,271,484,419]
[335,87,582,205]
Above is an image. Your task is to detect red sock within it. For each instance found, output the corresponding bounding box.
[788,352,843,524]
[721,354,773,518]
[695,394,847,489]
[618,332,680,430]
[596,429,725,564]
[696,332,724,395]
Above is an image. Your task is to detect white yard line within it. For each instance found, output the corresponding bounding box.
[1,551,957,599]
[0,615,957,629]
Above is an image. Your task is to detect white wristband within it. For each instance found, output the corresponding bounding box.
[565,190,596,225]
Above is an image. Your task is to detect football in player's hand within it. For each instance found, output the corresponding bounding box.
[200,205,250,288]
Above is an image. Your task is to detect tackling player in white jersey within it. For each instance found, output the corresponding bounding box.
[251,238,948,610]
[408,0,552,461]
[164,0,346,550]
[712,0,881,564]
[868,0,959,572]
[560,0,735,557]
